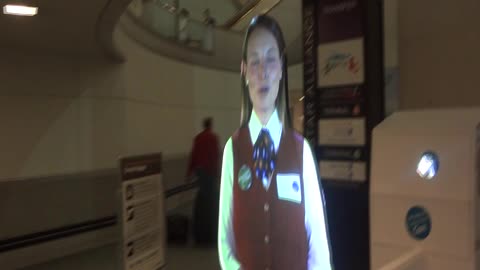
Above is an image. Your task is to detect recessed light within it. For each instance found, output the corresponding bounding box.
[416,151,439,180]
[3,4,38,16]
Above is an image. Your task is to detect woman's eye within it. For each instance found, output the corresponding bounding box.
[250,60,260,66]
[266,57,277,64]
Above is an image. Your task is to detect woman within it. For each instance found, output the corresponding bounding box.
[218,15,332,270]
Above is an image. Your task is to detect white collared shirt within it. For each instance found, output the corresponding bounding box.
[218,109,332,270]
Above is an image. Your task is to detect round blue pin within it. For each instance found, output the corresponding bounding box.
[405,206,431,240]
[292,181,299,192]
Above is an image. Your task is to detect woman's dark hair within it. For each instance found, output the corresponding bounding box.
[240,15,291,128]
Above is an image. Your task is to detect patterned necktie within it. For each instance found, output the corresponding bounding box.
[253,128,276,188]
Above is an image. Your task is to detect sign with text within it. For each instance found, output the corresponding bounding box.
[318,118,366,146]
[318,38,365,87]
[319,103,364,118]
[319,160,366,182]
[119,153,165,270]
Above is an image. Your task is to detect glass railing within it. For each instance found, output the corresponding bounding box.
[126,0,217,53]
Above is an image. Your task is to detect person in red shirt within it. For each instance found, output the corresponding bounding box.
[187,117,220,245]
[187,117,220,180]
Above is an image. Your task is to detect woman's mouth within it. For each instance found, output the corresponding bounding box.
[259,87,269,94]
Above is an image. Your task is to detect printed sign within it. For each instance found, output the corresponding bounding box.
[319,103,363,118]
[119,154,165,270]
[318,38,365,87]
[319,160,366,182]
[318,118,366,146]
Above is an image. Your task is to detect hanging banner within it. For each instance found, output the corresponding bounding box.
[315,0,367,184]
[119,153,166,270]
[303,0,383,269]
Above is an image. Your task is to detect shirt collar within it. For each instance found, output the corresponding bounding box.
[248,109,282,151]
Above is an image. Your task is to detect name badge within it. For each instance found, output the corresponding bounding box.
[276,174,302,204]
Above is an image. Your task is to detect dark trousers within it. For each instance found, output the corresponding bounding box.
[193,169,219,245]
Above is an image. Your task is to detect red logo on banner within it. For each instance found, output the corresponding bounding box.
[348,57,360,74]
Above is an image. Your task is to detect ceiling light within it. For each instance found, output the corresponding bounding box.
[3,4,38,16]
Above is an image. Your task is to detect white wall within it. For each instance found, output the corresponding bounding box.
[287,63,304,92]
[0,54,128,179]
[384,0,480,112]
[0,26,303,180]
[383,0,400,115]
[398,0,480,109]
[384,0,398,69]
[116,27,242,158]
[0,28,239,180]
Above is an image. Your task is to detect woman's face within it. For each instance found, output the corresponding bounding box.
[245,27,282,114]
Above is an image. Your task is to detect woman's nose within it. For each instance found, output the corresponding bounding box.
[258,61,268,79]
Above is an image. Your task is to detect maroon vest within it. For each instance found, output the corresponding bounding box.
[232,127,308,270]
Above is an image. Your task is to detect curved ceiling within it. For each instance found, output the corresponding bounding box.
[0,0,397,68]
[0,0,299,65]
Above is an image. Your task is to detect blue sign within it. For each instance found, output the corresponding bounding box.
[406,206,431,240]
